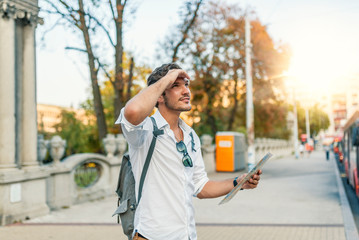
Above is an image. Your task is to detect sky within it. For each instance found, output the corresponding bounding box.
[36,0,359,108]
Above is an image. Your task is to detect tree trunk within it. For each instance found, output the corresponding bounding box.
[172,0,203,62]
[79,0,107,141]
[114,0,125,119]
[203,75,217,136]
[227,71,239,131]
[126,57,134,101]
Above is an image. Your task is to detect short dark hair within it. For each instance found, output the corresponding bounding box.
[147,63,182,86]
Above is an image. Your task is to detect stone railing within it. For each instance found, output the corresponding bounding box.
[255,138,293,160]
[200,134,216,173]
[37,135,67,165]
[35,133,292,210]
[46,153,120,210]
[200,135,293,173]
[36,134,126,210]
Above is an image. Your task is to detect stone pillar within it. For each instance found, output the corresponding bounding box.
[0,1,49,226]
[0,9,17,169]
[21,23,38,167]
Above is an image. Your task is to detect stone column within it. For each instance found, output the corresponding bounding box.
[0,13,17,169]
[21,23,38,167]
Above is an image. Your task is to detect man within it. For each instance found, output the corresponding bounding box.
[116,63,261,240]
[323,144,330,161]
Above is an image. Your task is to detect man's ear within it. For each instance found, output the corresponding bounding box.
[157,92,165,105]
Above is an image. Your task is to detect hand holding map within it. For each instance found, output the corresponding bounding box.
[219,152,273,205]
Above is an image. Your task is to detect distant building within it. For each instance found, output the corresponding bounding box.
[37,104,89,133]
[319,74,359,136]
[345,75,359,118]
[331,93,347,132]
[287,73,359,137]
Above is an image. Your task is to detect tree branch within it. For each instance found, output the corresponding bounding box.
[172,0,203,62]
[123,0,128,9]
[96,59,114,85]
[108,0,116,20]
[58,0,80,27]
[65,46,113,87]
[65,46,87,52]
[85,13,115,47]
[44,0,80,28]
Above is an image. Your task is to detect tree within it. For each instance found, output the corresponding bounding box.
[38,55,150,155]
[54,110,100,155]
[296,103,330,138]
[81,57,151,135]
[42,0,137,140]
[164,1,291,138]
[160,0,204,63]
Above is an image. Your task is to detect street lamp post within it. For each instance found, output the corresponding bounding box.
[245,14,255,170]
[293,89,299,159]
[305,107,311,144]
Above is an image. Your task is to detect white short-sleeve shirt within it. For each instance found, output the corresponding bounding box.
[116,108,209,240]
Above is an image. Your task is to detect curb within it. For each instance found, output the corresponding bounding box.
[332,157,359,240]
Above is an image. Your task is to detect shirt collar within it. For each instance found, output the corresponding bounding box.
[152,110,192,134]
[178,117,191,133]
[152,110,169,130]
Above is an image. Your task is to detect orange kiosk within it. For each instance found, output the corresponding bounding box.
[215,132,246,172]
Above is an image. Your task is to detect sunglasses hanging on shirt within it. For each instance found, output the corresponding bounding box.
[176,141,193,167]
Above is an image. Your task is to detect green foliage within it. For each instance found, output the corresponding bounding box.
[54,110,100,155]
[81,60,151,135]
[80,81,116,134]
[74,162,101,188]
[296,103,330,137]
[254,101,291,139]
[47,58,151,154]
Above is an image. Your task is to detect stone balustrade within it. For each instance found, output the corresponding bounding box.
[31,134,125,211]
[49,136,67,165]
[46,153,121,210]
[0,132,292,224]
[200,134,216,173]
[102,133,127,159]
[255,138,292,160]
[200,135,293,172]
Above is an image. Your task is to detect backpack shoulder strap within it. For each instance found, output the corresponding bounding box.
[137,116,164,204]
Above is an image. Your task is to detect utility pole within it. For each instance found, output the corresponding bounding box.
[305,108,311,143]
[293,89,299,159]
[245,14,255,170]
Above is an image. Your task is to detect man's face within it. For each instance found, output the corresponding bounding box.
[162,78,192,112]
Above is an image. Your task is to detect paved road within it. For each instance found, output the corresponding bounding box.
[0,151,357,240]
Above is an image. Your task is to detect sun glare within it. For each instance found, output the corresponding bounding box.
[286,19,358,99]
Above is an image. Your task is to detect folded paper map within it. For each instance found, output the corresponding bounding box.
[219,152,273,205]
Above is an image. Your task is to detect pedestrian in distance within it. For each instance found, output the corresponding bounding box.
[323,144,330,161]
[305,141,312,158]
[299,143,305,159]
[116,63,262,240]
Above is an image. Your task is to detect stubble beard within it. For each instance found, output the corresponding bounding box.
[164,96,192,112]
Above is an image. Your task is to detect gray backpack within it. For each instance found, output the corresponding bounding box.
[112,117,163,239]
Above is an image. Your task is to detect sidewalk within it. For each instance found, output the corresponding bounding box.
[0,151,356,240]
